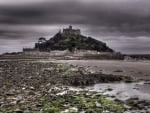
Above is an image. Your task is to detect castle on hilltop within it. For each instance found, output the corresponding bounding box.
[62,25,80,35]
[22,25,122,59]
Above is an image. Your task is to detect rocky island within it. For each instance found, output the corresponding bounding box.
[22,26,123,60]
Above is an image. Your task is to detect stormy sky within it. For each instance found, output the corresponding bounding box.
[0,0,150,54]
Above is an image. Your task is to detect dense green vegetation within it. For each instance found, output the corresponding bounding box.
[35,32,113,52]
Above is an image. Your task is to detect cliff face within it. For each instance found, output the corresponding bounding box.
[35,32,113,52]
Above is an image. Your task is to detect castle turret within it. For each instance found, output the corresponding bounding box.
[63,26,80,35]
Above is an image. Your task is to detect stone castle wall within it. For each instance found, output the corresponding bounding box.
[63,26,80,35]
[23,49,70,57]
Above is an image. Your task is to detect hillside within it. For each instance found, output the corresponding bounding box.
[35,26,113,52]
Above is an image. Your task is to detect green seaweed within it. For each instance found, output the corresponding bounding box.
[0,92,125,113]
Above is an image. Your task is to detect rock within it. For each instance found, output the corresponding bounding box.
[15,109,23,113]
[106,88,113,91]
[114,70,123,72]
[36,103,43,107]
[85,110,94,113]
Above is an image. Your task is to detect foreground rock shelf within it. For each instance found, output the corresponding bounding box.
[0,60,149,113]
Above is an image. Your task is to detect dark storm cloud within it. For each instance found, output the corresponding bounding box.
[0,0,150,54]
[0,0,150,37]
[0,0,150,35]
[0,29,35,39]
[0,26,48,41]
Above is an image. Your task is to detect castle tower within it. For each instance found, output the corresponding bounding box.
[63,25,80,35]
[69,25,72,30]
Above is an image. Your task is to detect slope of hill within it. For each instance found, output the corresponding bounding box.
[35,31,113,52]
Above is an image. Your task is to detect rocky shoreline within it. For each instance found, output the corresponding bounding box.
[0,59,149,113]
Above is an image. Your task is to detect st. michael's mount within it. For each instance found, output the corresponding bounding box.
[23,26,123,59]
[34,25,113,52]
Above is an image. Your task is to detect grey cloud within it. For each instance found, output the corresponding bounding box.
[0,39,35,54]
[92,36,150,54]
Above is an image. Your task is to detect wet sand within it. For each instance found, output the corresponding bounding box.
[55,60,150,81]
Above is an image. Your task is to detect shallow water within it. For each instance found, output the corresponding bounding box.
[56,81,150,101]
[43,59,150,101]
[84,81,150,101]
